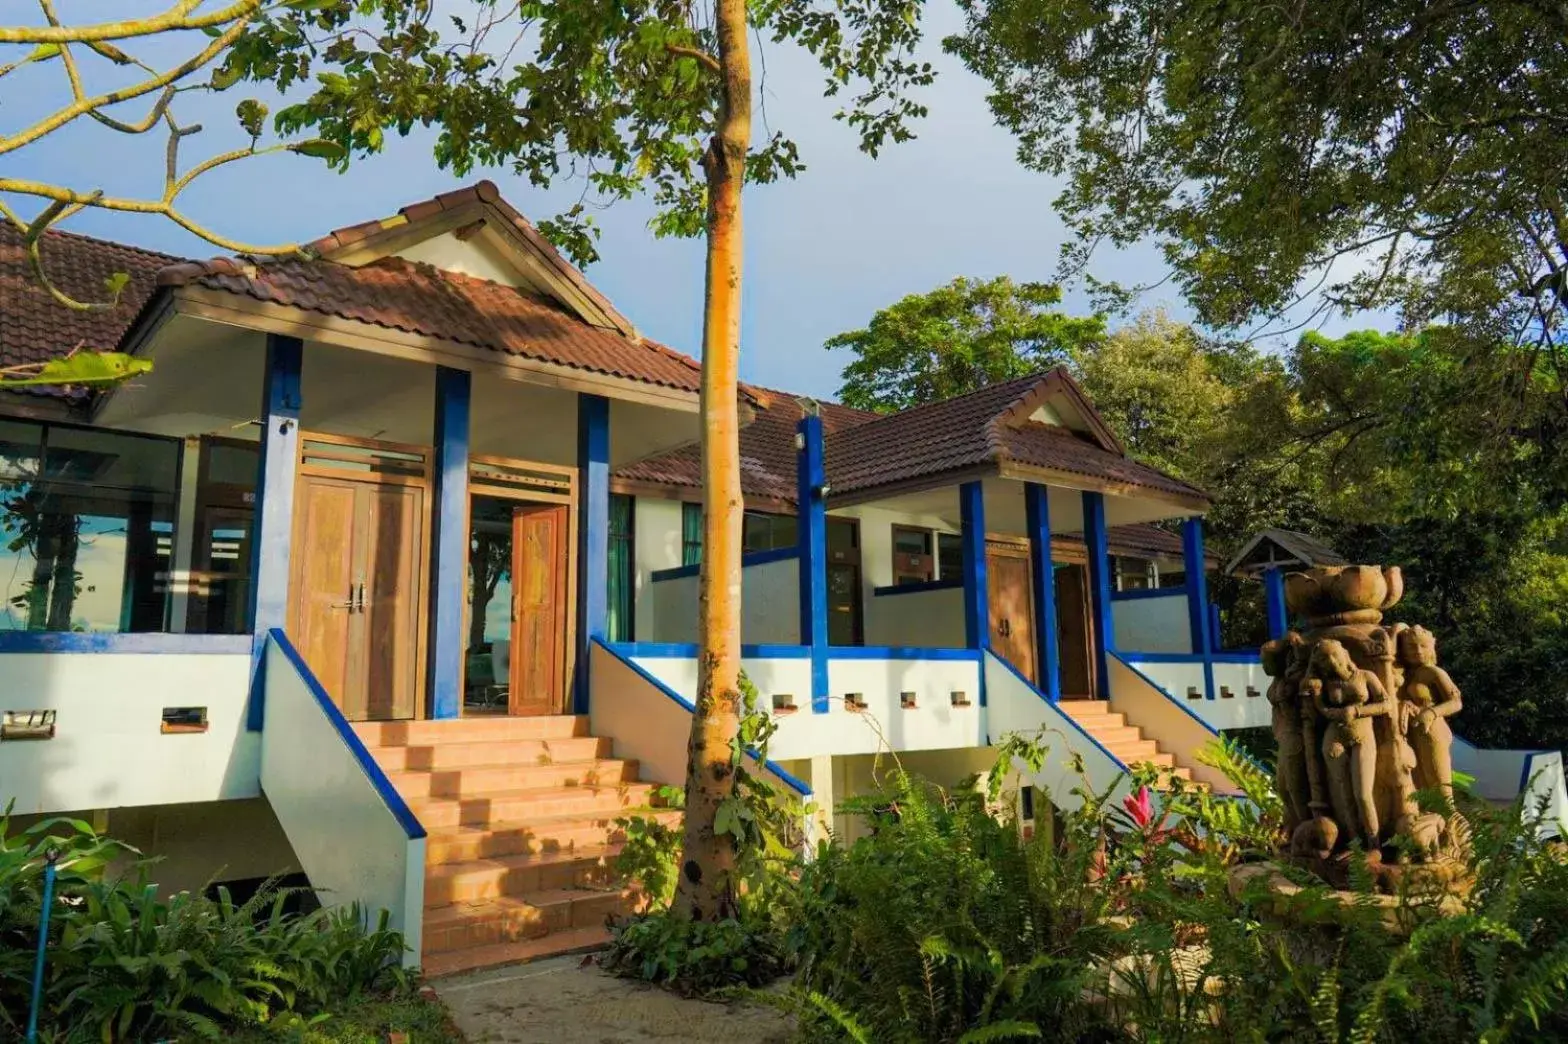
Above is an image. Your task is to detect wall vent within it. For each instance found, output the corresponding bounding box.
[950,690,972,708]
[899,691,918,709]
[844,693,868,712]
[1,710,56,741]
[771,693,797,715]
[1186,686,1202,700]
[161,707,209,734]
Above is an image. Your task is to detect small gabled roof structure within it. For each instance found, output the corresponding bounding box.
[152,181,707,402]
[822,368,1208,510]
[1224,528,1347,577]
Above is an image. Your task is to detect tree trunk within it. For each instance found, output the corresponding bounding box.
[674,0,751,923]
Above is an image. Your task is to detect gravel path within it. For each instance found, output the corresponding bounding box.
[433,955,795,1044]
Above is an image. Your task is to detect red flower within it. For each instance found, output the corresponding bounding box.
[1123,785,1155,828]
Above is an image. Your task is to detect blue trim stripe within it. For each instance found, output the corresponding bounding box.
[605,641,814,660]
[266,629,426,840]
[1109,586,1188,602]
[797,413,829,712]
[575,394,610,715]
[1124,651,1260,664]
[827,646,982,661]
[427,366,470,720]
[986,651,1128,772]
[1263,567,1289,640]
[248,334,303,732]
[871,578,962,597]
[650,545,801,582]
[592,639,812,798]
[0,632,251,654]
[1081,491,1114,700]
[1024,482,1062,704]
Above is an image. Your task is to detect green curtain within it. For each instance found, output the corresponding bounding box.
[607,494,634,642]
[681,501,703,566]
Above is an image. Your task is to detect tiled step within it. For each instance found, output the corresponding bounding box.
[1084,725,1141,746]
[1105,743,1176,770]
[387,759,639,798]
[423,888,638,955]
[373,736,610,772]
[1061,700,1111,716]
[355,715,587,748]
[422,925,610,979]
[426,808,681,864]
[408,782,661,830]
[424,844,622,906]
[1065,712,1128,731]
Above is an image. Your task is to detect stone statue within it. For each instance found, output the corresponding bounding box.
[1261,565,1469,890]
[1262,632,1311,832]
[1304,638,1391,850]
[1396,626,1463,808]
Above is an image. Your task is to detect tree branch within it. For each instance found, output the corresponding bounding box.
[0,1,261,44]
[666,43,721,75]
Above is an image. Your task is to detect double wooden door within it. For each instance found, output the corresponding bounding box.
[291,473,426,721]
[986,545,1098,698]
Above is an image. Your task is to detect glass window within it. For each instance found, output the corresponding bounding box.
[188,438,258,634]
[892,525,934,585]
[1158,568,1186,589]
[742,511,797,553]
[607,494,634,642]
[0,419,181,633]
[1114,556,1155,591]
[936,532,963,580]
[681,501,703,566]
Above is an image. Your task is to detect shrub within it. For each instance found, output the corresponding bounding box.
[0,809,408,1042]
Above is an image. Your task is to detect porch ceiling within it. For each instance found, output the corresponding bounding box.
[838,476,1201,540]
[94,315,701,466]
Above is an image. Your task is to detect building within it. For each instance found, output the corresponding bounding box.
[1,183,1559,977]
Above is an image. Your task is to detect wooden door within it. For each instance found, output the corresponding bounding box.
[290,477,360,710]
[987,547,1037,683]
[1055,564,1095,699]
[291,474,425,721]
[359,483,425,721]
[510,504,567,716]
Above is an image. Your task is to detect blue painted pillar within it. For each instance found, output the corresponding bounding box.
[574,394,610,714]
[1081,491,1114,700]
[960,481,989,656]
[427,367,471,719]
[1183,516,1217,698]
[1263,566,1289,639]
[796,413,829,712]
[1024,483,1062,701]
[246,333,302,731]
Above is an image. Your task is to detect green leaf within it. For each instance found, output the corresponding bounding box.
[210,63,242,90]
[289,138,347,162]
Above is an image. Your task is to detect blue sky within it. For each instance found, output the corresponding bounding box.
[10,3,1377,402]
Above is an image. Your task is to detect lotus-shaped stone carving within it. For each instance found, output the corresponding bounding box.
[1284,565,1403,624]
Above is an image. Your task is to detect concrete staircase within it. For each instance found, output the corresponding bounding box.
[355,715,678,978]
[1058,700,1198,788]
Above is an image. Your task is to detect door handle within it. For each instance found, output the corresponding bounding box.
[999,618,1012,637]
[330,583,355,610]
[354,581,366,613]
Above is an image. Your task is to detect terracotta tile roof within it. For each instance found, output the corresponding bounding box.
[1099,523,1218,564]
[822,370,1208,504]
[0,222,179,402]
[616,386,879,503]
[158,253,704,394]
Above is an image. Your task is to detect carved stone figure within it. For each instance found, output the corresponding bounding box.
[1396,626,1463,808]
[1305,638,1390,850]
[1262,632,1311,832]
[1260,564,1470,891]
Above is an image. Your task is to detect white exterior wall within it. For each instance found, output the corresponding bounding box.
[864,586,965,648]
[1120,657,1272,731]
[259,641,424,964]
[0,652,256,814]
[1106,656,1235,793]
[632,497,684,641]
[628,653,983,760]
[1112,594,1193,653]
[646,557,800,645]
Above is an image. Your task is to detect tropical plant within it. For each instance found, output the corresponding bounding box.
[0,809,408,1042]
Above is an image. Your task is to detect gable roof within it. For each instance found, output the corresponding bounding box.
[1225,528,1347,576]
[159,253,704,394]
[822,369,1207,505]
[0,222,180,405]
[616,387,880,506]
